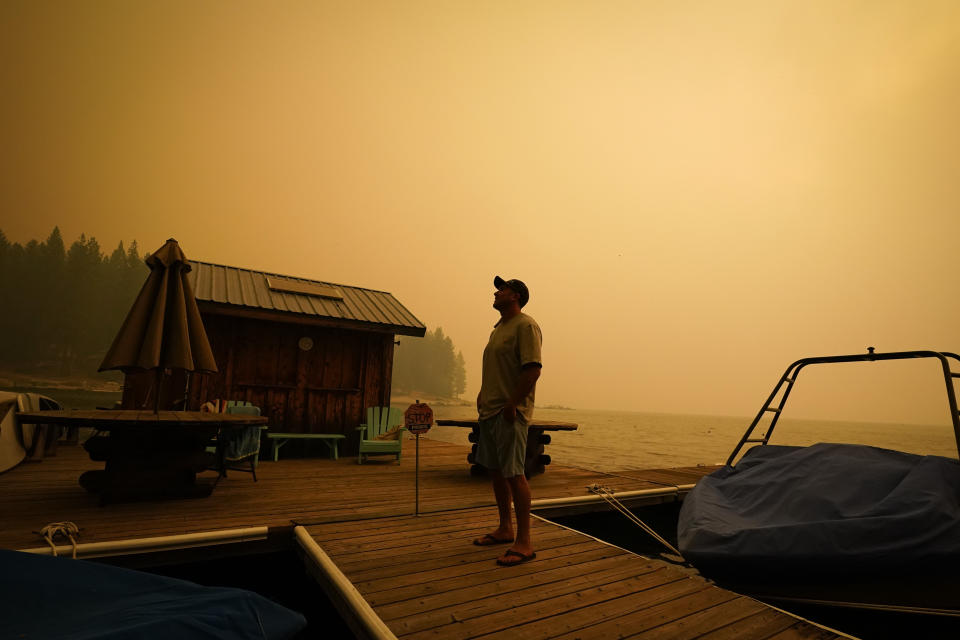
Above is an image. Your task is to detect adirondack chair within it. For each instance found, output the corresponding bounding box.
[209,401,264,482]
[356,407,405,464]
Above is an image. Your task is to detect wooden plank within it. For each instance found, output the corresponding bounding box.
[766,623,845,639]
[275,323,298,388]
[382,333,396,413]
[363,546,626,608]
[331,529,583,573]
[223,317,236,398]
[303,510,502,538]
[342,332,363,437]
[363,334,383,422]
[692,607,799,640]
[434,577,718,640]
[351,540,608,595]
[323,333,344,430]
[320,520,576,558]
[543,585,736,640]
[420,571,688,639]
[618,468,720,486]
[628,596,769,639]
[231,320,256,399]
[375,555,653,622]
[339,530,590,581]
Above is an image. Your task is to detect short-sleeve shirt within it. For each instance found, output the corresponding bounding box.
[478,312,542,422]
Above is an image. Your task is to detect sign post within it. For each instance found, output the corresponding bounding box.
[404,401,434,516]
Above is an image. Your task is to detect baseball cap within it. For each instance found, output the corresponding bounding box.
[494,275,530,308]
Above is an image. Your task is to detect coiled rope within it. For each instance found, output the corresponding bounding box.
[587,484,683,558]
[38,522,80,558]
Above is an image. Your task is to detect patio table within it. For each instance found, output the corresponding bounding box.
[16,410,268,504]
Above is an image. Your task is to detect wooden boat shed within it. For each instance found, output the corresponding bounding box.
[121,261,426,455]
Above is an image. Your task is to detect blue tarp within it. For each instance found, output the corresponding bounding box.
[2,550,306,639]
[677,443,960,577]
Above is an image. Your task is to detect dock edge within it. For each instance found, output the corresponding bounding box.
[294,525,398,640]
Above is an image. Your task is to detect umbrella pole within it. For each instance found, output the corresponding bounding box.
[153,369,164,414]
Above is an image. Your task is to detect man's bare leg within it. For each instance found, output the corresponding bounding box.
[499,473,533,560]
[474,470,515,544]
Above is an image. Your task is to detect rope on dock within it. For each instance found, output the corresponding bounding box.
[586,484,683,558]
[38,522,80,558]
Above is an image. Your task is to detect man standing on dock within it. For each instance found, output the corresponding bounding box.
[473,275,542,566]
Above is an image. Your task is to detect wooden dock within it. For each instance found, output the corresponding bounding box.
[1,437,844,639]
[298,511,841,639]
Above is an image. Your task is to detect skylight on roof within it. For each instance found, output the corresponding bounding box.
[267,276,344,301]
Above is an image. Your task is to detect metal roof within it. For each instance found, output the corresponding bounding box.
[187,261,426,336]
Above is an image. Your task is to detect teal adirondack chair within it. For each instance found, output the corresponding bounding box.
[356,407,405,464]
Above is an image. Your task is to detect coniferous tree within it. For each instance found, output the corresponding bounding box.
[392,326,468,398]
[0,228,146,378]
[12,240,43,363]
[453,351,466,397]
[41,228,68,363]
[0,231,12,353]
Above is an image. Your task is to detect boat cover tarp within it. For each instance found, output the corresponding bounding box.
[1,549,306,639]
[677,443,960,578]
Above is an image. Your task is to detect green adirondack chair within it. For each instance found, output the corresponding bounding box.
[356,406,405,464]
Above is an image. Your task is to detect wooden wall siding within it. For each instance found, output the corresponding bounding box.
[121,313,397,454]
[120,369,189,411]
[179,314,396,454]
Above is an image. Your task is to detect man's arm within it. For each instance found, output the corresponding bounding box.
[503,364,541,422]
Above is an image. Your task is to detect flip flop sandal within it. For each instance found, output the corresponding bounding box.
[496,549,537,566]
[473,534,514,546]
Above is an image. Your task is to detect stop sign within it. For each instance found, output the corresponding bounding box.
[404,402,434,435]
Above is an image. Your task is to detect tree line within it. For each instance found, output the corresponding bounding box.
[1,227,469,398]
[0,227,147,377]
[392,327,467,399]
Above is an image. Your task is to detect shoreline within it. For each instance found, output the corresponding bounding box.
[0,370,122,394]
[390,391,471,408]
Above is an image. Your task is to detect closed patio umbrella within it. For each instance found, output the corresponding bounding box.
[99,238,217,411]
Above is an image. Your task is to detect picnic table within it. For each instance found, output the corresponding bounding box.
[16,410,268,504]
[435,419,578,477]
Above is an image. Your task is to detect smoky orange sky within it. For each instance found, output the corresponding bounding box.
[2,1,959,426]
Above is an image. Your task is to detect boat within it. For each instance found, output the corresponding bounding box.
[0,391,63,473]
[677,349,960,617]
[0,391,23,472]
[2,549,306,639]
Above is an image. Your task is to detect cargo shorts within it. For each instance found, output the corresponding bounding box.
[476,411,527,478]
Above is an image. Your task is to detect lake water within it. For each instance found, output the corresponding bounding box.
[426,405,960,470]
[14,385,957,469]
